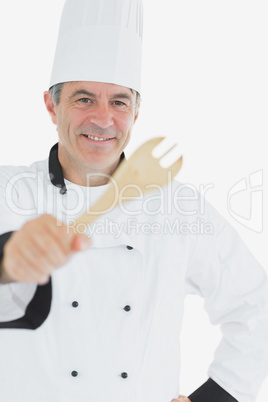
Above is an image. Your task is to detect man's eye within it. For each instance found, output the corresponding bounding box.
[113,100,126,106]
[78,98,92,103]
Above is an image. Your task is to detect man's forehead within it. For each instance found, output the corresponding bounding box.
[63,81,134,97]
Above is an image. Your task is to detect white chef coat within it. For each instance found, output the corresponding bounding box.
[0,151,268,402]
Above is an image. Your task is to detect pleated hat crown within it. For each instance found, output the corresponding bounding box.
[50,0,143,93]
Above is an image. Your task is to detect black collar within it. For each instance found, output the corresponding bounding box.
[49,143,67,195]
[48,143,125,194]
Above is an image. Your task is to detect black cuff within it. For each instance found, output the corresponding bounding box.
[188,378,238,402]
[0,231,52,330]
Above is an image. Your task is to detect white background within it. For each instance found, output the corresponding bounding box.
[0,0,267,399]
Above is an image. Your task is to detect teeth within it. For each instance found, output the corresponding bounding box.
[85,135,110,141]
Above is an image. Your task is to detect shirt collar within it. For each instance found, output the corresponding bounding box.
[48,143,125,195]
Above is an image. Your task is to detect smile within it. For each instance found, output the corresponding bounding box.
[82,134,113,142]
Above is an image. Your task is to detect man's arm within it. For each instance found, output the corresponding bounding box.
[0,230,40,327]
[185,200,268,401]
[0,215,91,329]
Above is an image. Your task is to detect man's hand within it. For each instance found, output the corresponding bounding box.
[171,396,191,402]
[0,214,91,285]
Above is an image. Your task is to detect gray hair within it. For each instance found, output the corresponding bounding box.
[49,83,140,109]
[49,83,64,105]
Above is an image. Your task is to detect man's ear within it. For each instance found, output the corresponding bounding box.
[44,91,57,125]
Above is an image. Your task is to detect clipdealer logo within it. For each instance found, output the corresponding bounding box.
[68,217,214,238]
[5,169,264,234]
[4,170,214,221]
[227,170,263,233]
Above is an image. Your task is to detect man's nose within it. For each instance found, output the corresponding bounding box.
[90,104,113,129]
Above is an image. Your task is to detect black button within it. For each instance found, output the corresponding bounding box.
[126,246,133,250]
[121,372,128,379]
[72,301,79,308]
[123,305,131,312]
[71,370,78,377]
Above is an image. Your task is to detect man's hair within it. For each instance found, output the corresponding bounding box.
[49,83,64,105]
[49,83,141,108]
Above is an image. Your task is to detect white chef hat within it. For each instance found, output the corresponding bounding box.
[49,0,143,93]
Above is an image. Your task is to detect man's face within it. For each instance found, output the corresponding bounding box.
[44,81,140,184]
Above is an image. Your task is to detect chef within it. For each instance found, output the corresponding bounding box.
[0,1,268,401]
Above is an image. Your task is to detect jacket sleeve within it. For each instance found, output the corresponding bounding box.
[188,378,238,401]
[0,232,52,329]
[185,202,268,402]
[0,166,53,329]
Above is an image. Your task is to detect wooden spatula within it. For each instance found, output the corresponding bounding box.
[74,137,182,230]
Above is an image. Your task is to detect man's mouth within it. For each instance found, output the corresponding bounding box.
[82,134,113,142]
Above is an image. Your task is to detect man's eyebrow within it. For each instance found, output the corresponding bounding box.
[69,89,134,101]
[111,92,133,101]
[70,89,96,99]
